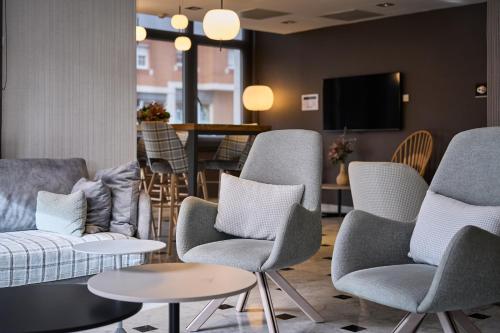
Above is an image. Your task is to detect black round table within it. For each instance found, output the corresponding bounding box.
[0,284,142,333]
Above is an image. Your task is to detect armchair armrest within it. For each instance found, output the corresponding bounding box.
[262,204,322,271]
[418,225,500,313]
[176,196,229,259]
[332,210,415,283]
[136,190,152,240]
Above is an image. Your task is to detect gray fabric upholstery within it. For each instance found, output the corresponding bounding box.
[332,127,500,315]
[335,264,436,313]
[430,127,500,206]
[332,210,415,282]
[349,162,428,222]
[95,161,141,236]
[0,158,88,232]
[182,239,275,272]
[177,129,323,272]
[136,191,152,240]
[418,226,500,313]
[71,178,112,234]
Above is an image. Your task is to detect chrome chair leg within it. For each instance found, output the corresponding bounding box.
[236,291,250,312]
[437,312,460,333]
[392,313,426,333]
[266,271,324,322]
[256,272,279,333]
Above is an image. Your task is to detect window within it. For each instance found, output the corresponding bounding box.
[137,13,177,32]
[136,45,150,70]
[136,40,184,123]
[197,46,242,124]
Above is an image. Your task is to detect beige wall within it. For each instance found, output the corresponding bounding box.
[1,0,136,174]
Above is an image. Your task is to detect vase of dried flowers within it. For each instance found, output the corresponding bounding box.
[137,102,170,123]
[328,132,356,186]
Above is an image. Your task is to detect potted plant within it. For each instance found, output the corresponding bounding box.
[137,102,170,123]
[328,132,356,186]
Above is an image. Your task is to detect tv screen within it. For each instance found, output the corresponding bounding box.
[323,72,402,131]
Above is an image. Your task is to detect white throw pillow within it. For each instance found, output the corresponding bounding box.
[36,191,87,237]
[215,174,305,240]
[409,190,500,265]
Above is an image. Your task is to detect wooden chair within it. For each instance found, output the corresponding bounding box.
[391,130,433,176]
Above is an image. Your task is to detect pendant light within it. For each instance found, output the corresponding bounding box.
[203,0,240,41]
[243,85,274,111]
[136,25,147,42]
[173,0,191,51]
[175,36,192,51]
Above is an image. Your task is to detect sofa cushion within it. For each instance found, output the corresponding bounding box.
[0,159,88,233]
[0,230,144,287]
[35,191,87,237]
[72,178,112,234]
[409,191,500,265]
[215,173,304,240]
[95,161,140,236]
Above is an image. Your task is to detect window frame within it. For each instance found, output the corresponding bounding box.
[141,19,253,124]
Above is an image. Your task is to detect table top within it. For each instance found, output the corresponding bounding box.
[88,263,257,303]
[321,183,351,191]
[171,123,271,133]
[72,239,166,255]
[0,284,141,333]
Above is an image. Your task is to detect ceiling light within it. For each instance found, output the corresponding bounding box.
[171,14,189,30]
[376,2,395,7]
[243,85,274,111]
[203,0,240,41]
[136,26,147,42]
[175,36,192,51]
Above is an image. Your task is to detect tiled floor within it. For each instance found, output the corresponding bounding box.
[82,217,500,333]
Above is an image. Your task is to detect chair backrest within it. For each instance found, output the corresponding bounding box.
[141,121,188,174]
[214,135,250,161]
[240,130,322,212]
[391,130,433,176]
[430,127,500,206]
[349,162,428,222]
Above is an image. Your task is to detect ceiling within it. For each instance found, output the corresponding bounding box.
[136,0,485,34]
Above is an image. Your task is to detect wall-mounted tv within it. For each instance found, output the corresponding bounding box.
[323,72,402,131]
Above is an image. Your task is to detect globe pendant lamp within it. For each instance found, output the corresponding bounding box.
[203,0,240,41]
[136,26,147,42]
[171,6,189,30]
[242,85,274,111]
[175,36,192,51]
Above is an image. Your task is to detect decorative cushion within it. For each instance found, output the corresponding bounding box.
[214,173,304,240]
[95,161,140,237]
[71,178,112,234]
[409,191,500,265]
[35,191,87,237]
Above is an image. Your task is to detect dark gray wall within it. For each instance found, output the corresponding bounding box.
[487,0,500,125]
[255,4,487,201]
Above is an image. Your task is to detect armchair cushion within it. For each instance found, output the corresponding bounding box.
[71,178,112,234]
[215,174,304,240]
[335,264,436,313]
[182,239,274,272]
[410,191,500,265]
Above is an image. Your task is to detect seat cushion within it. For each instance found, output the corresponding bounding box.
[410,191,500,265]
[0,230,144,288]
[334,264,436,313]
[182,239,274,272]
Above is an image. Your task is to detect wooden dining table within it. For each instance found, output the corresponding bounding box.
[170,124,272,196]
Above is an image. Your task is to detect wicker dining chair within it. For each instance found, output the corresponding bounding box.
[391,130,433,176]
[141,121,208,255]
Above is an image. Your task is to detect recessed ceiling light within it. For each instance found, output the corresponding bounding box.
[376,2,395,7]
[185,6,202,11]
[281,20,296,24]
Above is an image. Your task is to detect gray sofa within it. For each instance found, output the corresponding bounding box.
[0,158,152,288]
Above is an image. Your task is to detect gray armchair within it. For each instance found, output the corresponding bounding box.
[176,129,324,333]
[332,127,500,333]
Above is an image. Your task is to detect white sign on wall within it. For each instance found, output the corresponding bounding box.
[301,94,319,111]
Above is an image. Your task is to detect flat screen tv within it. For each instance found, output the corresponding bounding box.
[323,72,402,131]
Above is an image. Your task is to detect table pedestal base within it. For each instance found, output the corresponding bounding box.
[169,303,180,333]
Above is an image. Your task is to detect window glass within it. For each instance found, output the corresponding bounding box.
[136,40,184,123]
[197,45,242,124]
[137,13,177,32]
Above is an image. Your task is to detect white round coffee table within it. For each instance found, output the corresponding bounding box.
[73,239,166,269]
[88,263,257,333]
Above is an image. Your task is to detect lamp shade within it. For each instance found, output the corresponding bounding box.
[242,85,274,111]
[202,9,240,41]
[136,26,147,42]
[175,36,191,51]
[171,14,189,30]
